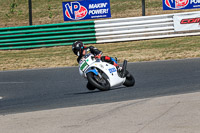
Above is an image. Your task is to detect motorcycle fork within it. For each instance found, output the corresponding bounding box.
[91,68,100,78]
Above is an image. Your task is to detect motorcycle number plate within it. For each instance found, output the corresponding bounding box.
[109,68,117,73]
[80,61,89,71]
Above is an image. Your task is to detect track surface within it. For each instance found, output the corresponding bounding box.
[0,58,200,115]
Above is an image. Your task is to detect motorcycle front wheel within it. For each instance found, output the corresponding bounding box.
[87,72,110,91]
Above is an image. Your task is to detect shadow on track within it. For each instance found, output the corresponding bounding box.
[72,86,127,95]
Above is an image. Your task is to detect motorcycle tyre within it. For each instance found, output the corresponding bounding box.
[123,71,135,87]
[86,82,96,90]
[87,72,110,91]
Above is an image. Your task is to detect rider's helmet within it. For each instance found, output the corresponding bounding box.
[72,41,84,56]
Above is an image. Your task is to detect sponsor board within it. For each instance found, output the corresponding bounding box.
[163,0,200,10]
[62,0,111,21]
[174,13,200,31]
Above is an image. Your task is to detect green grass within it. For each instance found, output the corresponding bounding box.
[0,36,200,71]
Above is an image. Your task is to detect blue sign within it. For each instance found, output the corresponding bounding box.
[163,0,200,10]
[62,0,111,21]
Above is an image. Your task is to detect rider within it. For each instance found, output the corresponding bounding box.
[72,41,123,90]
[72,41,121,69]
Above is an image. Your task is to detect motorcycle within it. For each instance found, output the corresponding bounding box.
[79,53,135,91]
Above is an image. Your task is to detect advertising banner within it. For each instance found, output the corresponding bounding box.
[174,13,200,31]
[163,0,200,10]
[62,0,111,21]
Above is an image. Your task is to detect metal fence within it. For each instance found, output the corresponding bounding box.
[0,11,200,50]
[0,21,96,50]
[94,11,200,43]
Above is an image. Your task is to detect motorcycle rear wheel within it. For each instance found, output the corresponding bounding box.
[87,72,110,91]
[123,71,135,87]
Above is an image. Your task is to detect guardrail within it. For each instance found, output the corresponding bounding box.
[0,21,96,50]
[94,11,200,44]
[1,11,200,50]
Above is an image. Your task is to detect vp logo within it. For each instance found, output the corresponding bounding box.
[65,2,87,20]
[165,0,189,9]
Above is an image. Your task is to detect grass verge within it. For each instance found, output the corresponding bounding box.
[0,36,200,71]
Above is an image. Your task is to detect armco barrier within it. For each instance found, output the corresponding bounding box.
[0,21,96,50]
[94,11,200,44]
[1,11,200,50]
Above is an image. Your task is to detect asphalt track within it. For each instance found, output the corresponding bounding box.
[0,58,200,115]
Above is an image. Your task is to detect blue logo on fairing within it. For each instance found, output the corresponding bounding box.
[109,68,116,73]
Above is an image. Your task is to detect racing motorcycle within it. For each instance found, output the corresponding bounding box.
[79,53,135,91]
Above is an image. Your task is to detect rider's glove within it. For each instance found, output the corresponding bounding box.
[95,54,102,59]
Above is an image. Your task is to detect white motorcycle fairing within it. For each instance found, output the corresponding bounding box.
[79,53,126,88]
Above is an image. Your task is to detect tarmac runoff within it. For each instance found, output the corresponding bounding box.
[0,91,200,133]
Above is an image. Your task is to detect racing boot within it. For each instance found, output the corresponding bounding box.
[121,60,127,78]
[112,62,124,78]
[116,60,127,78]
